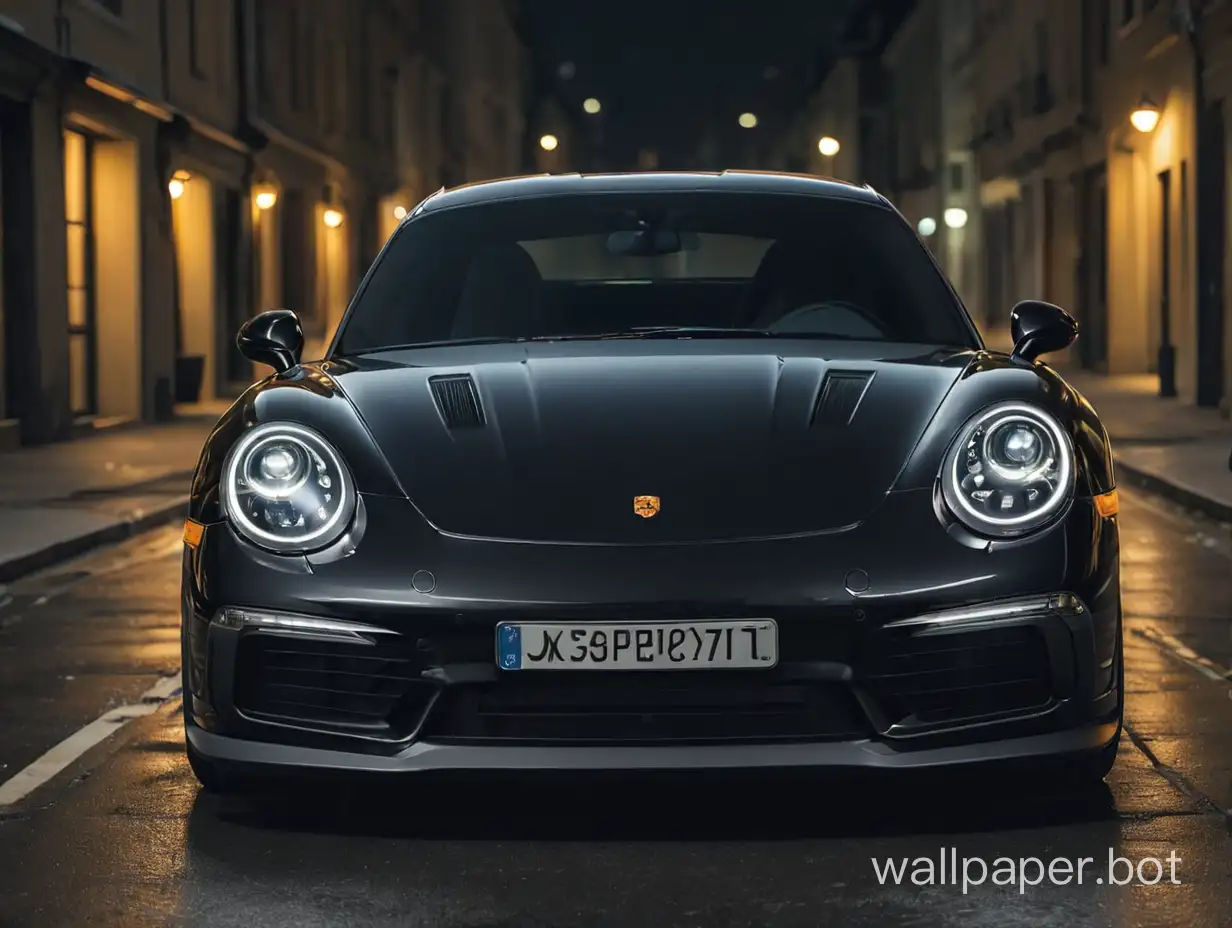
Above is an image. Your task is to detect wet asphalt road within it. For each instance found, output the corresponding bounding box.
[0,487,1229,928]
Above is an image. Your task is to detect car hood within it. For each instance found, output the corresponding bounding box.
[330,341,970,544]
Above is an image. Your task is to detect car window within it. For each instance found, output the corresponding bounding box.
[336,192,977,352]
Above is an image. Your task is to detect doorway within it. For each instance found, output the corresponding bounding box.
[171,171,217,402]
[1077,163,1109,370]
[63,129,97,416]
[1157,169,1173,390]
[1196,99,1225,407]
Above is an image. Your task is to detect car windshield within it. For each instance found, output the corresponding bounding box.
[335,191,978,354]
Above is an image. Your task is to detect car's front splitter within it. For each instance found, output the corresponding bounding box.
[186,717,1119,777]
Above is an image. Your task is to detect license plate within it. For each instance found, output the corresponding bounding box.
[496,620,778,671]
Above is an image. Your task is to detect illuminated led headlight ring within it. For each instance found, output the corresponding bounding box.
[222,422,356,553]
[940,402,1075,538]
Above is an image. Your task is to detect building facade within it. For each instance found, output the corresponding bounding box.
[0,0,530,447]
[938,0,983,324]
[968,0,1232,409]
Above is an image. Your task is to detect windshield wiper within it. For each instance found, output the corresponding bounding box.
[356,328,889,353]
[593,326,776,339]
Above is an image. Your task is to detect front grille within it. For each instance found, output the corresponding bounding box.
[233,632,435,739]
[860,625,1055,729]
[421,675,870,744]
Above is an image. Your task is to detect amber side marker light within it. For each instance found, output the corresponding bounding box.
[1094,489,1120,518]
[183,519,205,548]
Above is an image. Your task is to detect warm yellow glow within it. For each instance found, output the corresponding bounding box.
[738,112,758,129]
[583,97,601,114]
[323,208,344,228]
[540,133,559,151]
[168,170,191,200]
[393,204,408,220]
[818,136,840,157]
[1095,489,1120,518]
[1130,103,1160,133]
[183,519,204,548]
[253,184,278,210]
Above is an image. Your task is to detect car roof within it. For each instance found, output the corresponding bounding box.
[414,170,889,215]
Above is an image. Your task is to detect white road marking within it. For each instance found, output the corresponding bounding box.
[1134,626,1231,682]
[0,673,181,807]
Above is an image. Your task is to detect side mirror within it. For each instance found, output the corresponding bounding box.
[237,309,304,374]
[1009,300,1078,363]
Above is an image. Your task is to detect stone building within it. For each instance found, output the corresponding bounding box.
[0,0,530,447]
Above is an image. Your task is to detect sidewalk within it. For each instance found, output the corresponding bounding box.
[0,407,225,582]
[1052,365,1232,523]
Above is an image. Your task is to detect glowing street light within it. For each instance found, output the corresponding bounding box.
[540,134,559,151]
[393,205,408,220]
[918,216,937,236]
[253,184,278,210]
[944,207,969,229]
[583,97,601,114]
[323,208,344,229]
[738,112,758,129]
[817,136,840,157]
[1130,95,1161,133]
[168,170,190,200]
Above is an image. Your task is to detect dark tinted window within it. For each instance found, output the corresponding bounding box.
[336,192,976,353]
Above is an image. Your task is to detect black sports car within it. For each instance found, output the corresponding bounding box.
[181,171,1122,792]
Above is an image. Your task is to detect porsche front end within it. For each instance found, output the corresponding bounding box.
[181,375,1122,788]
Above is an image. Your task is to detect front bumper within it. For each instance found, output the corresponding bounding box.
[182,488,1122,776]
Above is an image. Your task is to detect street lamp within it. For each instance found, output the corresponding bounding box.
[944,207,969,229]
[168,170,190,200]
[918,217,937,237]
[540,133,559,151]
[583,97,601,115]
[393,205,408,220]
[1131,95,1161,133]
[817,136,840,157]
[253,183,278,210]
[738,112,758,129]
[322,208,344,229]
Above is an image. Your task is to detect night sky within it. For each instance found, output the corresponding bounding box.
[521,0,861,168]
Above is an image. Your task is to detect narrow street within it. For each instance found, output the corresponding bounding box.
[0,486,1228,928]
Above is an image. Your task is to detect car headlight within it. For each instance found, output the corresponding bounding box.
[221,422,356,553]
[940,402,1075,537]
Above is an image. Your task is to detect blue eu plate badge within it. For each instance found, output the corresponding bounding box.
[498,624,521,670]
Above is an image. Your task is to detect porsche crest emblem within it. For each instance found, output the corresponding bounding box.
[632,495,661,519]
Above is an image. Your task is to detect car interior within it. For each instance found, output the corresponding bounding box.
[447,236,895,342]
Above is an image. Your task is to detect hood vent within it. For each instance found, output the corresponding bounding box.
[811,370,873,427]
[429,374,485,428]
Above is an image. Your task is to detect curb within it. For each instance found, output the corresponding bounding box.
[1113,456,1232,525]
[0,496,189,584]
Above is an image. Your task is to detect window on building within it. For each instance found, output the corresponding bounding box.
[382,66,398,146]
[1122,0,1135,24]
[288,7,302,109]
[358,12,374,139]
[1099,0,1111,63]
[254,0,269,104]
[323,38,344,134]
[187,0,204,77]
